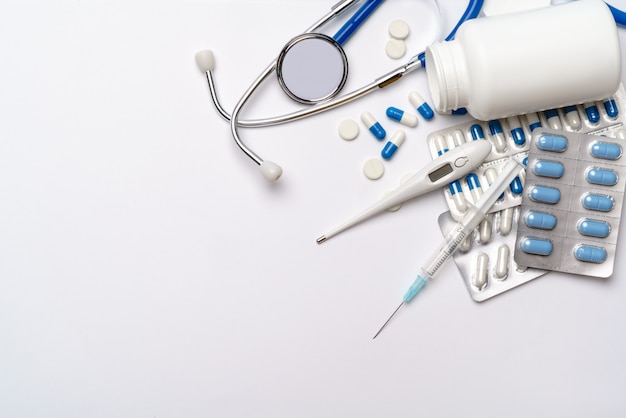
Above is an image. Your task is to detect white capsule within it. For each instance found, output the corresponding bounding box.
[616,129,626,140]
[459,236,472,253]
[494,244,510,280]
[473,253,489,291]
[479,216,492,244]
[499,207,514,235]
[451,129,466,147]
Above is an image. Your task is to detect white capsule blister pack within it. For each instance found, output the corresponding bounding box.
[514,128,626,278]
[438,208,548,302]
[429,85,626,300]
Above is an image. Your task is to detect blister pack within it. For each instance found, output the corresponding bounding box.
[438,208,548,302]
[430,85,626,299]
[514,129,626,278]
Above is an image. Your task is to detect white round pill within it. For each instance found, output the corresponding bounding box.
[338,118,360,141]
[388,19,410,40]
[385,38,406,59]
[363,158,385,180]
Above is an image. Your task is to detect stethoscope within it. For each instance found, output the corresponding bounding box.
[196,0,625,183]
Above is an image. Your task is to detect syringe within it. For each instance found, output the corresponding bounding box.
[372,155,525,339]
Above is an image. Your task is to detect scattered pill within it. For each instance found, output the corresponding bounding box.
[388,19,410,40]
[529,185,561,204]
[584,103,600,124]
[603,98,619,118]
[473,253,489,290]
[488,120,507,153]
[386,107,417,127]
[582,193,615,212]
[362,158,385,180]
[499,207,514,235]
[337,118,359,140]
[586,167,618,186]
[590,141,622,160]
[563,105,581,130]
[381,130,406,160]
[525,211,557,230]
[520,237,553,256]
[506,116,526,146]
[544,109,562,130]
[574,245,607,263]
[361,111,386,140]
[494,244,510,280]
[525,112,542,132]
[408,91,434,120]
[536,133,568,152]
[578,219,611,238]
[469,124,485,140]
[533,160,565,178]
[385,38,406,59]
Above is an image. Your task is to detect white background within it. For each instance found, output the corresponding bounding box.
[1,1,626,417]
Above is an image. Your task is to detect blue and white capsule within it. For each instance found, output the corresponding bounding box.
[506,116,526,146]
[469,124,485,141]
[544,109,562,130]
[603,98,619,118]
[563,105,581,130]
[488,120,507,153]
[584,102,601,124]
[381,130,406,160]
[360,111,386,140]
[386,107,418,127]
[525,112,542,132]
[408,91,434,120]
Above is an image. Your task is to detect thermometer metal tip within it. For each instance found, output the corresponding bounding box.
[316,235,327,244]
[373,301,405,339]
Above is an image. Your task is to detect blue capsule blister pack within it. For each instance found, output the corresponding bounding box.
[514,128,626,278]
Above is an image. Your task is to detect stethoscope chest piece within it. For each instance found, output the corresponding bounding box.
[276,33,349,104]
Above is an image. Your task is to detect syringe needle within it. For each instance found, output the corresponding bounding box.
[372,301,404,339]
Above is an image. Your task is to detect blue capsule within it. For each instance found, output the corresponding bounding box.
[533,160,565,178]
[520,237,554,256]
[574,245,607,264]
[489,119,503,135]
[582,193,615,212]
[536,134,568,152]
[360,111,386,140]
[469,124,485,140]
[590,141,622,160]
[586,167,618,186]
[506,116,525,146]
[578,219,611,238]
[408,91,434,120]
[529,185,561,204]
[603,98,619,118]
[584,103,600,124]
[525,211,557,230]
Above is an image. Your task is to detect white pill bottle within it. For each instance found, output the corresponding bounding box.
[424,0,622,121]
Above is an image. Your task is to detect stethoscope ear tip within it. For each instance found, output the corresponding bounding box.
[260,161,283,183]
[195,50,215,72]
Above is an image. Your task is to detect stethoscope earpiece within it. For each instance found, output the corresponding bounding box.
[259,161,283,183]
[195,50,215,72]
